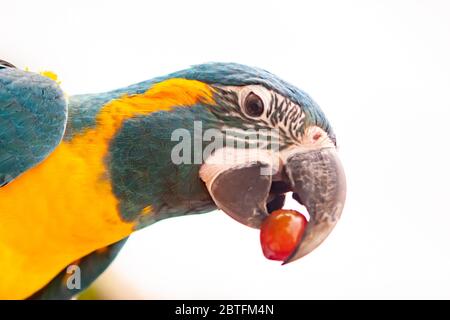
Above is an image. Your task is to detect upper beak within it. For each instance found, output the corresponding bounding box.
[200,144,346,263]
[283,147,346,263]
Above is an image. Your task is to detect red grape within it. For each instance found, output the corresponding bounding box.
[260,209,307,261]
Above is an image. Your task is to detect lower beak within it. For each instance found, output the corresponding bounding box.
[205,161,272,229]
[200,146,346,263]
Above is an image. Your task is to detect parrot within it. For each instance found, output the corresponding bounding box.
[0,59,346,299]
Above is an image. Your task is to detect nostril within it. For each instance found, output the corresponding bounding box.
[313,132,322,141]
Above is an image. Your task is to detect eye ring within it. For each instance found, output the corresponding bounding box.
[243,92,264,117]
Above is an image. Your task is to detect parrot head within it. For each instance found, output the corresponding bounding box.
[107,63,346,264]
[193,63,346,264]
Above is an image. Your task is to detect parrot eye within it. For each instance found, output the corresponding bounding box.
[243,92,264,117]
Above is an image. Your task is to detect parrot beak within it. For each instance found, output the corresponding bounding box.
[200,160,273,229]
[282,147,346,264]
[200,135,346,263]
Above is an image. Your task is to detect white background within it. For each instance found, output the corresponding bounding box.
[2,0,450,299]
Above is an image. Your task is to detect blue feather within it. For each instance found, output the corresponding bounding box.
[65,63,333,139]
[0,68,67,185]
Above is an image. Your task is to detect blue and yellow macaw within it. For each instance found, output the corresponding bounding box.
[0,60,346,299]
